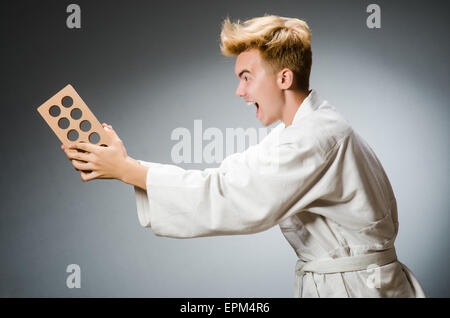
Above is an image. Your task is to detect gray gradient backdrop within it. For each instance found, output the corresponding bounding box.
[1,0,449,297]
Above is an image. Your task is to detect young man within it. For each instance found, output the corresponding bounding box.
[62,15,426,297]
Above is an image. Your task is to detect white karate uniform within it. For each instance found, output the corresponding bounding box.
[134,90,426,297]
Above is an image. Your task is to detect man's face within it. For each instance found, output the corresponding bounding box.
[234,48,283,126]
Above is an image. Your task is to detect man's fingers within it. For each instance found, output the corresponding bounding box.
[80,170,99,182]
[104,124,118,135]
[72,159,94,171]
[69,141,98,154]
[102,123,114,132]
[102,124,123,146]
[65,149,91,162]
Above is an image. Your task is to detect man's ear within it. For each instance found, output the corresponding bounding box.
[277,68,295,90]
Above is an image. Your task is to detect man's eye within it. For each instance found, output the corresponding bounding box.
[244,76,249,81]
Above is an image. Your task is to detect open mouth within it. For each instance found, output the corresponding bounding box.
[247,101,259,109]
[247,101,260,117]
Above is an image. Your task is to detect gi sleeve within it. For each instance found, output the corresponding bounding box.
[133,130,331,238]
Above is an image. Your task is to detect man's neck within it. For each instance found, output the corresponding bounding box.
[282,89,310,127]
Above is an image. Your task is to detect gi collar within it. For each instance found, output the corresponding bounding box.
[291,89,323,126]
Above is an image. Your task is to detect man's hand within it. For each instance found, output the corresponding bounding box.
[62,123,128,182]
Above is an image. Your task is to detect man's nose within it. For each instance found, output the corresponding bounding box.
[235,83,245,97]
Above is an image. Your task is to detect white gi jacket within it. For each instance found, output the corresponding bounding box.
[134,90,426,298]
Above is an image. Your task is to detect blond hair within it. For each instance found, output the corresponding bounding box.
[220,14,312,91]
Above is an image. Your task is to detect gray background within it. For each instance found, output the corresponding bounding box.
[1,0,449,297]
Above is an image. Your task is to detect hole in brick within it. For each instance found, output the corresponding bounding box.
[68,129,79,141]
[58,117,70,129]
[79,120,91,132]
[62,96,73,108]
[71,108,82,120]
[49,105,61,117]
[89,132,100,144]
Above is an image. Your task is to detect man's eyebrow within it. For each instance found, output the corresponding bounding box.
[237,69,251,78]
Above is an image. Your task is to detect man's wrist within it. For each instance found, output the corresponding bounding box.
[121,156,149,190]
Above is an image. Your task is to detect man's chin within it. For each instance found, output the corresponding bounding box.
[259,117,276,126]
